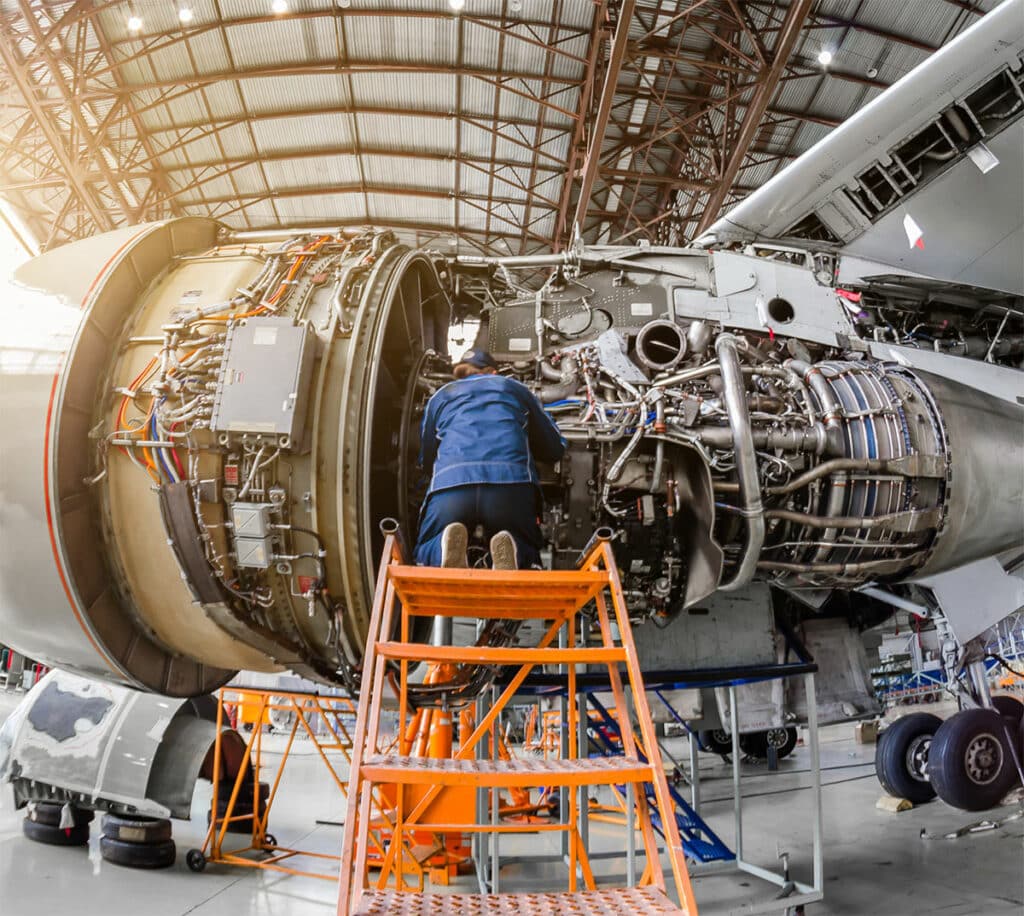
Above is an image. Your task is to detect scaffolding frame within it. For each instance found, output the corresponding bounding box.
[189,687,389,880]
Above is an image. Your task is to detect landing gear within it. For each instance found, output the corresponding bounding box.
[741,727,798,761]
[928,708,1018,811]
[870,584,1024,811]
[698,729,733,756]
[875,713,941,803]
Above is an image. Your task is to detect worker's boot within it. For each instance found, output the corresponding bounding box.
[489,531,518,571]
[440,523,468,568]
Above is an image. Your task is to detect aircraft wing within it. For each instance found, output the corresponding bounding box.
[695,0,1024,298]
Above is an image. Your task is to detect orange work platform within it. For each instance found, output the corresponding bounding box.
[337,527,698,915]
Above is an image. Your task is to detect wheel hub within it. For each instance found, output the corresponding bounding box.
[964,733,1003,785]
[904,734,932,782]
[766,728,788,749]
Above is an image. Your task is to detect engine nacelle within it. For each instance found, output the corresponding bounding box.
[1,220,1020,696]
[1,220,448,694]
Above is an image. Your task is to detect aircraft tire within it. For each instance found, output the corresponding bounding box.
[875,712,941,804]
[100,835,176,869]
[102,813,172,844]
[23,818,90,846]
[929,708,1017,811]
[24,801,94,828]
[697,729,733,755]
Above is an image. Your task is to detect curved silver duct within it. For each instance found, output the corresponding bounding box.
[713,334,765,591]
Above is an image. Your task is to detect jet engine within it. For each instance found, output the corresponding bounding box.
[1,219,1020,696]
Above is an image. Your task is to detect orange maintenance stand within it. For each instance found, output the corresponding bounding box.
[337,526,698,915]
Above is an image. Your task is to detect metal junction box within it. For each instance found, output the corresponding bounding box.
[211,317,315,441]
[230,503,275,569]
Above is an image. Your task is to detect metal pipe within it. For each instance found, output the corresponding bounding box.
[696,425,825,452]
[785,359,843,429]
[715,334,764,591]
[766,508,937,532]
[757,553,926,575]
[856,586,930,619]
[750,457,901,496]
[539,356,579,403]
[652,362,720,388]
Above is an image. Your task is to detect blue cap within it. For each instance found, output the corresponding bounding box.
[459,348,498,370]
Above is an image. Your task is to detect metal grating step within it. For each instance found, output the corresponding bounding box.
[375,642,627,665]
[353,886,684,915]
[388,566,609,619]
[361,753,653,787]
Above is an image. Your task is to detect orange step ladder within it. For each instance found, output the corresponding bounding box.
[337,527,698,915]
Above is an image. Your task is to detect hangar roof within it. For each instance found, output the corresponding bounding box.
[0,0,1002,256]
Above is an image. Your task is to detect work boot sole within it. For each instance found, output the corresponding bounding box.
[490,531,518,571]
[441,523,469,568]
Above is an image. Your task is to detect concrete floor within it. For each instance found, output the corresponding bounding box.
[1,692,1021,916]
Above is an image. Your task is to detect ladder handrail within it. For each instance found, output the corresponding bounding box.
[337,532,405,913]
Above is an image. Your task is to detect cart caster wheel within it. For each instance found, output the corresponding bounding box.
[264,833,278,848]
[186,849,206,872]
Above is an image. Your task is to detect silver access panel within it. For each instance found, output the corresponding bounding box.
[211,317,314,440]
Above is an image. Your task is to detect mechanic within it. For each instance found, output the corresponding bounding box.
[414,348,567,570]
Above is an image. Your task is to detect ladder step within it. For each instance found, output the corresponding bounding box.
[375,643,627,665]
[361,754,653,787]
[388,566,608,619]
[353,886,684,915]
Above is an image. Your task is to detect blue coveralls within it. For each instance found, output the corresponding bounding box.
[413,374,567,569]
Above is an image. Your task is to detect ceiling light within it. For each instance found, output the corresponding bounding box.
[449,0,466,11]
[817,49,833,66]
[127,14,143,32]
[272,0,288,12]
[178,6,194,23]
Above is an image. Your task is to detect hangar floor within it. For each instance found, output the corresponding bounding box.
[0,693,1021,916]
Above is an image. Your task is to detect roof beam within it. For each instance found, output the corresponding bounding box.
[0,18,113,231]
[571,0,635,233]
[553,1,607,249]
[13,0,137,223]
[694,0,816,236]
[221,216,545,253]
[78,62,582,102]
[138,102,569,138]
[191,183,554,212]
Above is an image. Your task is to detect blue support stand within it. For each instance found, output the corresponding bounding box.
[585,692,735,864]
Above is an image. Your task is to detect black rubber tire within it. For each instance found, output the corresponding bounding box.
[766,726,799,759]
[991,695,1024,724]
[698,729,733,755]
[186,849,206,873]
[739,731,769,758]
[99,835,176,869]
[101,814,172,844]
[22,818,90,846]
[875,712,942,803]
[24,802,94,828]
[929,708,1019,811]
[214,781,269,815]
